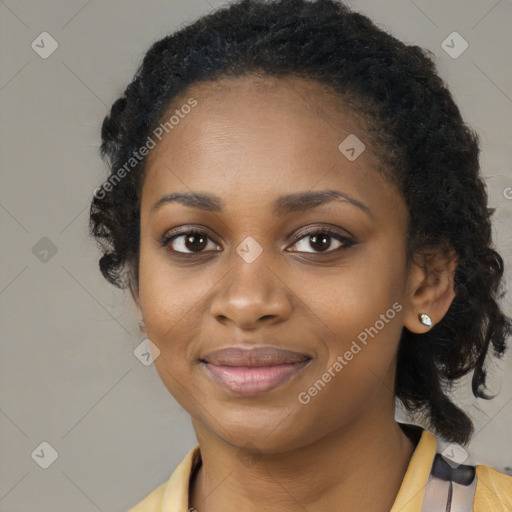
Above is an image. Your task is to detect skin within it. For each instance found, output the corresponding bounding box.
[133,74,457,512]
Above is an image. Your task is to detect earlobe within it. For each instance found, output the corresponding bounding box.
[129,274,141,308]
[128,277,145,331]
[133,293,146,333]
[403,247,457,334]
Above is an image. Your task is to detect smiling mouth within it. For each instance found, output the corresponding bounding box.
[201,361,311,396]
[200,346,312,396]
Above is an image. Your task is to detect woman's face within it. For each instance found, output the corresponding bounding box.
[136,75,415,453]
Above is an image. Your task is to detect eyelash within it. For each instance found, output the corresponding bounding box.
[159,225,356,258]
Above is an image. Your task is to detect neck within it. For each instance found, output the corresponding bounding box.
[189,413,417,512]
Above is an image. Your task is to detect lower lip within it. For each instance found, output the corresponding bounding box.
[202,360,311,396]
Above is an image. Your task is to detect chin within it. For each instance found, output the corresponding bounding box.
[198,406,320,454]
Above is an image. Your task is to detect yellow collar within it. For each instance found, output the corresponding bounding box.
[155,428,437,512]
[390,428,437,511]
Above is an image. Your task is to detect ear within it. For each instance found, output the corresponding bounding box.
[129,280,147,334]
[131,285,141,311]
[127,269,142,313]
[403,245,457,334]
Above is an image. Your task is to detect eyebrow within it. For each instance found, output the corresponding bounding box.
[150,189,373,219]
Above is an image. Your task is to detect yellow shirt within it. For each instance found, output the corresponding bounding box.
[129,429,512,511]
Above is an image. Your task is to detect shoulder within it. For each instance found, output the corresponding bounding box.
[128,446,200,512]
[474,464,512,511]
[128,481,166,512]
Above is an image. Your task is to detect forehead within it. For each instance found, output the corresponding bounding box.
[141,74,399,217]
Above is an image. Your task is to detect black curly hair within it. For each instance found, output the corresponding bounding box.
[89,0,512,445]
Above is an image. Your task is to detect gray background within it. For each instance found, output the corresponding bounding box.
[1,0,511,510]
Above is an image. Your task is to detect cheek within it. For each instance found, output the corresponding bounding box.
[138,244,198,335]
[137,247,200,371]
[298,243,406,380]
[305,255,403,339]
[294,281,404,439]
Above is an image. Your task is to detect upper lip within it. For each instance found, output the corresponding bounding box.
[201,346,311,367]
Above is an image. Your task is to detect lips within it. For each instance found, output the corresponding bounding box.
[201,346,311,367]
[200,346,312,396]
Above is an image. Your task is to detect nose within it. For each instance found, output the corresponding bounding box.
[209,249,293,330]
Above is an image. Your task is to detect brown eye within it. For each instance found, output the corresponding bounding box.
[288,227,355,254]
[161,229,219,254]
